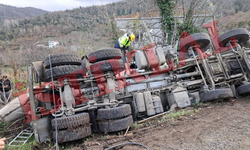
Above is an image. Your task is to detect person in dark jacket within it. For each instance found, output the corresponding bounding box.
[0,76,12,105]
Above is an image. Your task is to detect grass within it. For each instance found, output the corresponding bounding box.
[193,109,198,113]
[2,66,14,73]
[99,135,106,140]
[3,137,65,150]
[131,123,141,129]
[168,109,193,119]
[159,107,201,123]
[60,144,75,150]
[0,122,11,137]
[195,102,204,106]
[85,134,96,142]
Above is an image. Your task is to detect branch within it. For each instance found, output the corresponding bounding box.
[198,1,219,27]
[182,0,185,20]
[193,0,209,24]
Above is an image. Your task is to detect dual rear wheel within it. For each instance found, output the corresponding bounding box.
[43,48,124,80]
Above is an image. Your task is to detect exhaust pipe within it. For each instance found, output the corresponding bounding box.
[0,93,29,122]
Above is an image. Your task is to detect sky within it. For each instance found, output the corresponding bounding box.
[0,0,122,12]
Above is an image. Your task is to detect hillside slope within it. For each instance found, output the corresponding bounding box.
[217,10,250,32]
[0,4,48,25]
[0,0,158,51]
[0,0,249,60]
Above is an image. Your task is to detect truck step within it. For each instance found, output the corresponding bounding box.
[9,128,34,146]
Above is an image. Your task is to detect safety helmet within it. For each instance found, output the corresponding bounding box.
[129,34,135,41]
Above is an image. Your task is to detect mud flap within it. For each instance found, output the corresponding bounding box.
[237,83,250,95]
[31,116,52,143]
[200,88,234,102]
[166,86,191,108]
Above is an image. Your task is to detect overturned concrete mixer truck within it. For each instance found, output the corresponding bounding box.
[0,27,250,143]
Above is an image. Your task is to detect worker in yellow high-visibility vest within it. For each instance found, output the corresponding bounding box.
[114,33,135,63]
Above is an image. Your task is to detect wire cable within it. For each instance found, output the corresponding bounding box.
[104,142,149,150]
[49,54,58,150]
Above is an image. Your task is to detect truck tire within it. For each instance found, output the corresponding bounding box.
[98,115,133,133]
[180,32,211,51]
[88,48,122,63]
[90,59,124,74]
[237,83,250,95]
[43,54,81,69]
[81,56,91,76]
[97,104,131,120]
[45,65,84,79]
[200,88,234,102]
[219,28,249,47]
[51,113,90,130]
[129,101,138,121]
[53,126,91,143]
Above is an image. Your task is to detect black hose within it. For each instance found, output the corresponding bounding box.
[104,142,149,150]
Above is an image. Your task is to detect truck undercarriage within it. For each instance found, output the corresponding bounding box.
[0,28,250,143]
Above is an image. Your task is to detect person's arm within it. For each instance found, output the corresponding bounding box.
[2,80,8,89]
[8,80,11,91]
[0,138,6,150]
[0,79,3,89]
[124,46,129,53]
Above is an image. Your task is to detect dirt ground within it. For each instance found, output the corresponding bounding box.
[80,96,250,150]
